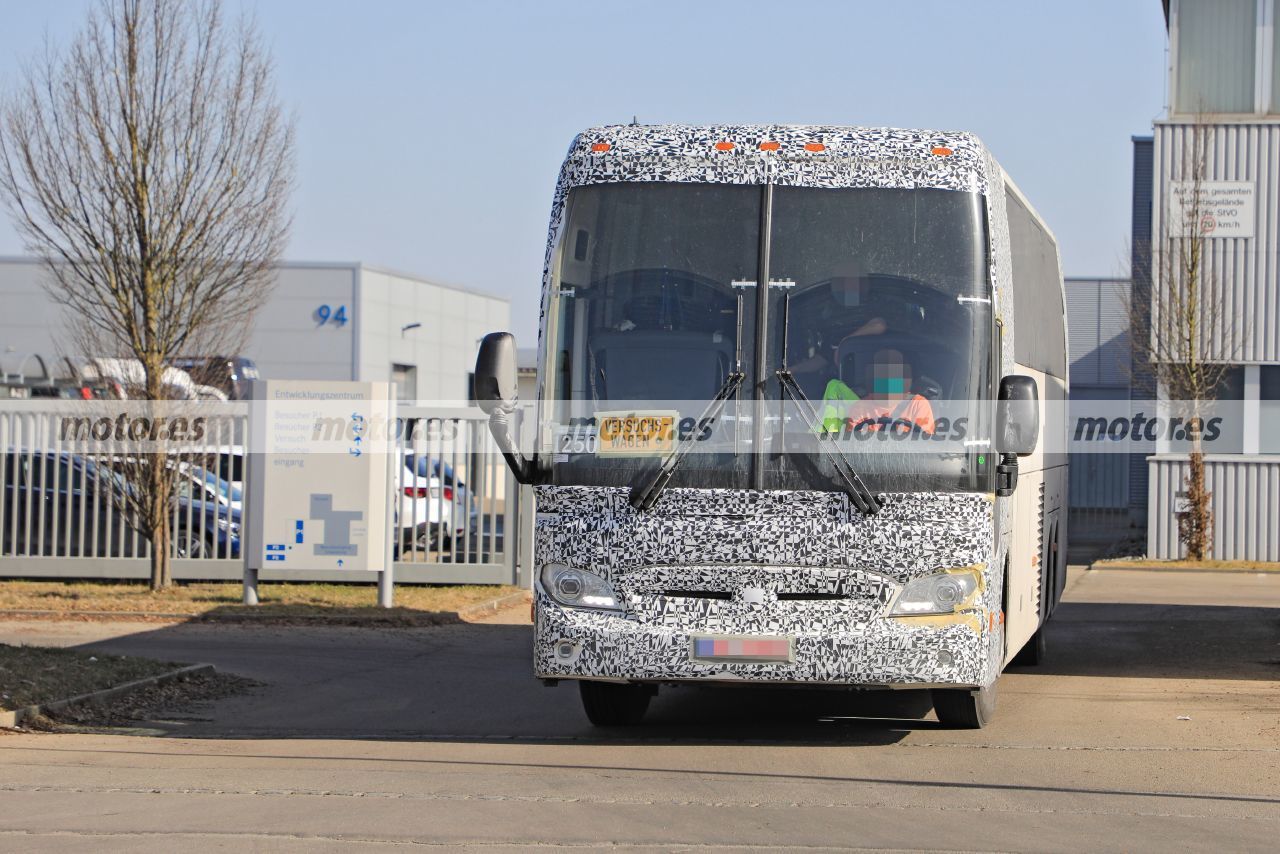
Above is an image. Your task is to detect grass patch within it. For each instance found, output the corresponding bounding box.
[0,580,523,624]
[0,644,180,711]
[1092,558,1280,572]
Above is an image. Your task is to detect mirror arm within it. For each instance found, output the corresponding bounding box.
[487,405,539,485]
[995,452,1019,497]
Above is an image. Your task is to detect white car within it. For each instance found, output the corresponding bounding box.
[396,457,468,552]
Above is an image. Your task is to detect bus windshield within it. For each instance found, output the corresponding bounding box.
[542,181,994,493]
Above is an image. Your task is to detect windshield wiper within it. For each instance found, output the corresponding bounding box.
[629,285,749,512]
[774,290,882,516]
[628,369,745,511]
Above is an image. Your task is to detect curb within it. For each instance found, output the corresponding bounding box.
[0,663,215,729]
[0,609,194,620]
[457,589,532,621]
[0,592,533,626]
[1089,562,1280,574]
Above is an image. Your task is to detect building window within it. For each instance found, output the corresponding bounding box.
[391,363,417,402]
[1262,366,1280,453]
[1208,366,1246,453]
[1175,0,1257,114]
[1166,366,1247,454]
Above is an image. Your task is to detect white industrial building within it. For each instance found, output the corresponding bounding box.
[0,258,509,401]
[1142,0,1280,560]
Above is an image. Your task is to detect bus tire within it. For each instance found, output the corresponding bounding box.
[579,680,651,726]
[1011,625,1047,667]
[932,681,997,729]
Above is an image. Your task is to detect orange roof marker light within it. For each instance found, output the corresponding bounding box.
[758,141,780,151]
[590,142,611,153]
[931,146,953,156]
[804,142,826,153]
[714,141,735,151]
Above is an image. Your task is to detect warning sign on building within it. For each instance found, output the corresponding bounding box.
[1168,181,1255,239]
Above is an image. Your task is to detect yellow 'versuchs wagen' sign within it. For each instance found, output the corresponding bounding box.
[595,411,677,456]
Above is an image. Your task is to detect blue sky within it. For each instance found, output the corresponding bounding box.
[0,1,1168,341]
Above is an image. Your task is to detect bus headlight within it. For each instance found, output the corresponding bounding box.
[890,570,980,616]
[540,563,623,612]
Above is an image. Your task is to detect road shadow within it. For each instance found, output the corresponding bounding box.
[29,593,1278,745]
[179,603,465,628]
[44,618,928,745]
[1015,601,1280,681]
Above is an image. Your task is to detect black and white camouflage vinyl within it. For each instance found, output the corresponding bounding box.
[530,124,1016,688]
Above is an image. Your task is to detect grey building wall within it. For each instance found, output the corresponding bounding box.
[1147,122,1280,559]
[251,263,358,383]
[1066,277,1131,388]
[1065,277,1134,519]
[0,258,509,401]
[1129,136,1155,521]
[1149,455,1280,561]
[356,266,509,401]
[1152,122,1280,364]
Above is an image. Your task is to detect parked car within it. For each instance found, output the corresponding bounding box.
[396,457,466,552]
[1,451,140,557]
[170,464,242,558]
[172,355,260,400]
[403,453,480,535]
[1,451,239,558]
[176,463,242,512]
[78,357,209,400]
[208,448,245,494]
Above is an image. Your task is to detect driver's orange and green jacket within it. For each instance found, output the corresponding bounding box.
[818,379,936,435]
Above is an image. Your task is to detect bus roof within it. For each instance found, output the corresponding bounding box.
[558,124,992,196]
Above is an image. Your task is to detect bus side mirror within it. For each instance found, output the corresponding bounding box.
[474,332,518,414]
[997,375,1039,457]
[474,332,537,484]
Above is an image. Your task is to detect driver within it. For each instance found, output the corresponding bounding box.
[839,348,935,436]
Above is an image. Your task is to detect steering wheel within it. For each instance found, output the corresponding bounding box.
[915,374,943,400]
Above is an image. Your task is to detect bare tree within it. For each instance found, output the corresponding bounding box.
[1131,120,1239,560]
[0,0,294,589]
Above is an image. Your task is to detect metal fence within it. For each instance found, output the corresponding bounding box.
[1067,450,1142,563]
[1148,455,1280,562]
[0,401,518,585]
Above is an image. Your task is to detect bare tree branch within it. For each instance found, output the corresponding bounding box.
[1127,116,1248,560]
[0,0,295,589]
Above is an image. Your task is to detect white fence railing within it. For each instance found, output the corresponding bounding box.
[0,401,519,585]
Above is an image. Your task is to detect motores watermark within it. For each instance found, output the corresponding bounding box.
[8,397,1252,456]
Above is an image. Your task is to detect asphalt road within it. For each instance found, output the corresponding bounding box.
[1,567,1278,851]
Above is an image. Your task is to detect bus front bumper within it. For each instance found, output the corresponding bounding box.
[533,588,997,688]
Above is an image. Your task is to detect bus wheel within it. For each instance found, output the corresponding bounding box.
[579,681,651,726]
[1012,626,1047,667]
[932,681,997,729]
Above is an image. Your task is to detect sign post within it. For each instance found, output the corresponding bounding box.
[378,438,396,608]
[244,380,395,606]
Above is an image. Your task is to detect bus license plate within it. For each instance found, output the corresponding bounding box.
[596,412,676,456]
[690,635,794,663]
